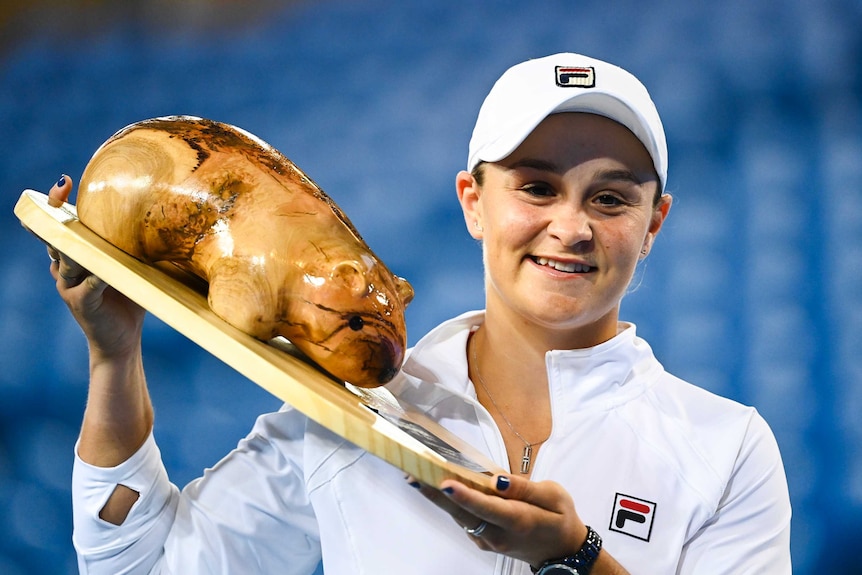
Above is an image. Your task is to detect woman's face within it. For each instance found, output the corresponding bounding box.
[458,112,672,348]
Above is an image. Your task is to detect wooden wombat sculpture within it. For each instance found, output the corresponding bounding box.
[76,116,414,388]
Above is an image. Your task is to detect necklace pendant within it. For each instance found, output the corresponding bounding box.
[520,444,533,474]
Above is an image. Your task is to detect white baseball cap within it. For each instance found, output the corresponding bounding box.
[467,53,668,192]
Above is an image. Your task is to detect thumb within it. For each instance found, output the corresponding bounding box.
[493,474,571,513]
[48,174,74,208]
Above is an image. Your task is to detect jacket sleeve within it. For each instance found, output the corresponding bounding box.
[72,431,180,575]
[677,411,792,574]
[72,407,322,575]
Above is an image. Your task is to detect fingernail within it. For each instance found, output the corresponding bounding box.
[441,487,454,495]
[56,175,66,188]
[408,481,421,489]
[496,476,510,491]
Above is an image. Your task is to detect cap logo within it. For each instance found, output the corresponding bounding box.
[556,66,595,88]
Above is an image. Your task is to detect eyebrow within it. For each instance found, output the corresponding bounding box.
[507,159,650,187]
[594,168,647,186]
[507,158,561,173]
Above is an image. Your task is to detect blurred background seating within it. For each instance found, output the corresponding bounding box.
[1,0,859,572]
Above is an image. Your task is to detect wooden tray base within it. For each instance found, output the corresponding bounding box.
[15,189,501,492]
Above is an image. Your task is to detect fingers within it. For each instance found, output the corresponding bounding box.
[444,475,575,536]
[48,248,92,288]
[408,475,508,528]
[406,476,469,521]
[48,249,96,291]
[488,474,571,511]
[406,476,489,537]
[436,477,514,529]
[418,474,586,565]
[58,259,93,288]
[48,174,73,207]
[43,174,95,288]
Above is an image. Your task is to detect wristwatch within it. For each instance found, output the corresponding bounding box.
[531,525,602,575]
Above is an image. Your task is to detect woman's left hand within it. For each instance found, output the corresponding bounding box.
[408,474,588,568]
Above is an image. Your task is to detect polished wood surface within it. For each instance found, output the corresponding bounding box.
[16,190,501,492]
[76,116,413,388]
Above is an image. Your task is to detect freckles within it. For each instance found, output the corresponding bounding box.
[600,228,629,250]
[600,230,643,268]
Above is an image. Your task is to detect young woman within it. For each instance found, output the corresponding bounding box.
[48,53,791,574]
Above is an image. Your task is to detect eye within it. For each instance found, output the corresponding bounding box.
[348,315,364,331]
[521,183,555,198]
[595,193,625,207]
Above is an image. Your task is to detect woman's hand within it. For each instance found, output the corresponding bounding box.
[46,175,146,359]
[44,175,154,469]
[409,473,588,569]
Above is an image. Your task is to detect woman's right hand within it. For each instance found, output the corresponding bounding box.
[46,175,146,359]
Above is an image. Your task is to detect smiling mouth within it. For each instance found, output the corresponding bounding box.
[532,256,594,273]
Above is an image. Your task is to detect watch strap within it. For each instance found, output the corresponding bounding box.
[532,525,602,575]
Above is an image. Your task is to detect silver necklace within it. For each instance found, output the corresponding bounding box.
[470,335,550,474]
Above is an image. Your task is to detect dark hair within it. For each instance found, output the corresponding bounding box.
[471,163,486,187]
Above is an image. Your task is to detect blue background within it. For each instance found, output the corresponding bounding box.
[1,0,860,573]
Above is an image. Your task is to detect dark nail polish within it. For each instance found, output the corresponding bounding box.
[408,481,421,489]
[496,476,510,491]
[442,487,455,495]
[56,175,66,188]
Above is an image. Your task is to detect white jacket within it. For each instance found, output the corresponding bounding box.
[72,311,792,574]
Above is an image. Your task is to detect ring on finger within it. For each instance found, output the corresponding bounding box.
[464,520,488,537]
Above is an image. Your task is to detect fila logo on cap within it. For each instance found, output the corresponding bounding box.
[555,66,595,88]
[609,493,656,542]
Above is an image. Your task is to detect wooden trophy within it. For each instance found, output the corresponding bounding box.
[14,116,501,493]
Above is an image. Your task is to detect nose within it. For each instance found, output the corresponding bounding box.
[376,336,403,384]
[377,366,399,384]
[546,203,592,247]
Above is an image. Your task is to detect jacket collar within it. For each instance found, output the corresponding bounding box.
[393,310,662,415]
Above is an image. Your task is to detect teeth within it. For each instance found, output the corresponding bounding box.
[535,257,591,273]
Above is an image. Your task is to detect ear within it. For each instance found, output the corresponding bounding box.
[331,260,369,297]
[642,193,673,257]
[395,276,414,306]
[456,170,483,239]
